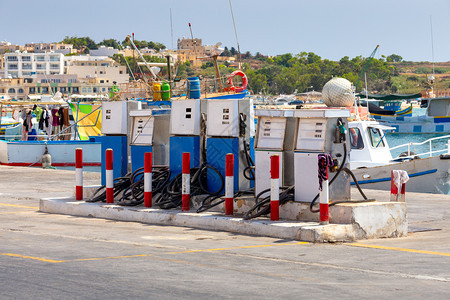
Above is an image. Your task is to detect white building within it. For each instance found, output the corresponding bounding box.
[3,52,64,78]
[65,55,128,84]
[25,43,74,55]
[90,45,119,57]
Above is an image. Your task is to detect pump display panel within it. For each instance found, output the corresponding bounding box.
[295,118,327,152]
[131,115,154,145]
[256,117,286,150]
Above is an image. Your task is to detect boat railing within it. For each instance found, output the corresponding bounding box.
[390,134,450,158]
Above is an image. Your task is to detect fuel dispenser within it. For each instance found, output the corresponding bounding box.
[169,99,205,177]
[100,100,138,185]
[129,108,170,173]
[293,109,351,202]
[254,109,296,197]
[205,98,255,193]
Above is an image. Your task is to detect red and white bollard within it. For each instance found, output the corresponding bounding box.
[225,153,234,215]
[319,167,329,225]
[270,155,280,221]
[105,148,114,204]
[181,152,190,211]
[75,148,83,200]
[144,152,152,208]
[390,170,406,202]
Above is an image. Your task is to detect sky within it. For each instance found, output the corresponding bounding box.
[2,0,450,62]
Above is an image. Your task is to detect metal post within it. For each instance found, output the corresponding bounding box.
[182,152,190,211]
[270,155,280,221]
[319,166,329,225]
[106,149,114,204]
[144,152,152,207]
[75,148,83,200]
[225,153,234,215]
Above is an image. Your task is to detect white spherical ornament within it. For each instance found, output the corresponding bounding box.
[322,78,355,107]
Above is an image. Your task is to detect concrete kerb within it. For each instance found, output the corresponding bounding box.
[40,194,408,243]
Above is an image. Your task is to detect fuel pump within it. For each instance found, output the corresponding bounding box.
[169,99,205,178]
[100,100,138,185]
[205,98,255,193]
[293,109,351,202]
[254,109,296,197]
[129,108,170,173]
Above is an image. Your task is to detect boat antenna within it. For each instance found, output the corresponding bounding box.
[228,0,242,68]
[170,8,174,51]
[430,15,435,76]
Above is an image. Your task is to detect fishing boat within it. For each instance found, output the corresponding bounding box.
[0,99,102,167]
[348,118,450,194]
[322,77,449,194]
[371,96,450,133]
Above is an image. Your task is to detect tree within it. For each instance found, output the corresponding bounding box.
[387,54,403,62]
[62,36,98,53]
[98,38,120,49]
[230,47,237,56]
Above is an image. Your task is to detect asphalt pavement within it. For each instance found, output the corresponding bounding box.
[0,165,449,299]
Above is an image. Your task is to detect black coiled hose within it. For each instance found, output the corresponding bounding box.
[154,163,224,209]
[117,167,171,206]
[243,186,295,220]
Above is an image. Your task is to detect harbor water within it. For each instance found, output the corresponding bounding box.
[386,108,449,158]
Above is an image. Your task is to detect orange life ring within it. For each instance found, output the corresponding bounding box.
[227,70,248,93]
[1,111,6,117]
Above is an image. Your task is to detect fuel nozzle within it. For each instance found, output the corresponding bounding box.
[334,118,347,143]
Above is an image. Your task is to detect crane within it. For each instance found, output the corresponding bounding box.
[354,45,379,92]
[125,35,158,80]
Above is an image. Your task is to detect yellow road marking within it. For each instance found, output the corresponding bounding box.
[167,241,309,254]
[0,253,65,263]
[72,254,150,262]
[0,203,39,209]
[0,242,308,264]
[349,243,450,257]
[0,211,34,214]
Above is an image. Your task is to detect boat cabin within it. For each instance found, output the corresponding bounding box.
[348,120,394,169]
[425,97,450,117]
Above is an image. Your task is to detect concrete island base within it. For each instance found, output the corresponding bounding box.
[40,193,407,243]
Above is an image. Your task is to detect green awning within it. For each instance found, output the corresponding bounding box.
[356,93,422,100]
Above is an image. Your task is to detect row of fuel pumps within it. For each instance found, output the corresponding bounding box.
[99,99,351,203]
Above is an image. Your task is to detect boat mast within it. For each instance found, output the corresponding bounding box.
[228,0,242,69]
[430,16,436,94]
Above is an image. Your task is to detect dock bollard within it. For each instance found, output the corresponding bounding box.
[144,152,152,208]
[106,148,114,204]
[390,170,406,202]
[319,166,329,225]
[225,153,234,215]
[182,152,190,211]
[75,148,83,201]
[270,155,279,221]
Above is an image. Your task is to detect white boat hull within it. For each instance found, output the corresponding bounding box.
[0,140,101,167]
[351,156,450,194]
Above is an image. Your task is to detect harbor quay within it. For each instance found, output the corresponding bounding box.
[0,165,449,298]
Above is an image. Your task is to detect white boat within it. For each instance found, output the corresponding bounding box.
[0,139,101,167]
[348,119,450,194]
